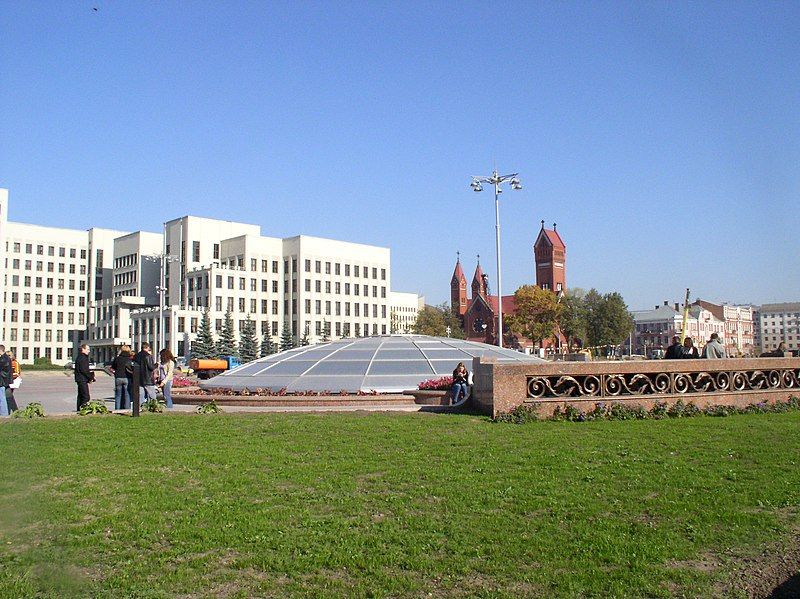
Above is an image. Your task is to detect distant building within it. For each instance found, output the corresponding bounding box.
[0,189,126,364]
[631,301,725,356]
[0,188,415,364]
[756,303,800,354]
[451,221,566,350]
[693,300,754,356]
[389,291,424,333]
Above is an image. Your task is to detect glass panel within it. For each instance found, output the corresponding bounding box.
[333,350,377,360]
[373,349,423,360]
[306,361,369,375]
[259,361,318,375]
[430,360,464,374]
[367,361,433,375]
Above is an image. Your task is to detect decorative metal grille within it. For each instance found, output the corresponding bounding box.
[526,369,800,399]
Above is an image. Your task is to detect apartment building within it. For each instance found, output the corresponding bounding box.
[757,303,800,354]
[631,301,725,356]
[389,291,424,333]
[694,300,754,356]
[0,189,127,364]
[2,189,408,363]
[113,220,395,357]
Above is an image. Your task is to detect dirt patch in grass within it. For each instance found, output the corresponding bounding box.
[716,531,800,598]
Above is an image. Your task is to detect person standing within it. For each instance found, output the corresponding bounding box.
[664,336,685,359]
[451,362,469,405]
[761,342,787,357]
[158,349,176,408]
[134,343,158,405]
[0,345,12,417]
[702,333,727,359]
[681,337,699,358]
[110,345,133,410]
[75,344,95,411]
[6,351,21,413]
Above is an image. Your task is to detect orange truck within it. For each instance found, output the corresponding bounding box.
[188,356,241,379]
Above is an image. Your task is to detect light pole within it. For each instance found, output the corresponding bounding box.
[470,169,522,348]
[143,223,180,355]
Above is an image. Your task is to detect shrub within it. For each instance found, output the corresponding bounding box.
[33,356,52,366]
[586,402,609,421]
[650,401,669,419]
[496,404,539,424]
[143,398,166,413]
[563,405,585,422]
[418,377,453,391]
[13,402,46,418]
[608,403,636,420]
[78,400,110,415]
[197,400,222,414]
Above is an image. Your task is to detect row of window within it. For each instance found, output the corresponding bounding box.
[114,253,139,269]
[6,328,67,342]
[4,346,67,362]
[7,275,86,291]
[7,310,84,325]
[132,317,387,339]
[304,259,386,280]
[114,271,138,287]
[6,293,84,307]
[7,242,87,260]
[6,259,85,275]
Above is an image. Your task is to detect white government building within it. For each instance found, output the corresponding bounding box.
[0,189,423,364]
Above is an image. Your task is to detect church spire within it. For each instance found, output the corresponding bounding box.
[472,258,487,299]
[451,252,467,317]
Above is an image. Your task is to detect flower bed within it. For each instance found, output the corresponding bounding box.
[418,376,453,391]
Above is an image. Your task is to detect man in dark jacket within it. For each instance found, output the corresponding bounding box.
[0,344,12,417]
[75,343,95,411]
[664,336,685,359]
[133,343,158,405]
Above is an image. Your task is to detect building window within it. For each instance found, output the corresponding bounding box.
[193,241,200,262]
[213,243,220,259]
[305,259,311,272]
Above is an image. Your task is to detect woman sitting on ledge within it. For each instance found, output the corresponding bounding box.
[452,362,469,405]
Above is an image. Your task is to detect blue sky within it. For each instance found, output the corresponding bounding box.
[2,1,798,310]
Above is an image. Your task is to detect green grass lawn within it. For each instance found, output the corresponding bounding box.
[1,411,799,598]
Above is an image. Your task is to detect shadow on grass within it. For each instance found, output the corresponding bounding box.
[769,572,800,598]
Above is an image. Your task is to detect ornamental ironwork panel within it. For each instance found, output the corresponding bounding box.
[526,369,800,399]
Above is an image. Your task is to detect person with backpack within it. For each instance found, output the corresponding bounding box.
[6,351,21,413]
[0,345,12,417]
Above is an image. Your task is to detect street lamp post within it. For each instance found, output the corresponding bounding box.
[143,223,180,356]
[470,169,522,348]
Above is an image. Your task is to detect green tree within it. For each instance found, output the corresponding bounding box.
[238,316,258,363]
[321,320,330,342]
[191,309,216,358]
[584,289,634,349]
[300,324,311,346]
[558,288,587,351]
[280,323,295,352]
[260,334,276,357]
[506,285,563,347]
[412,304,465,338]
[215,309,238,358]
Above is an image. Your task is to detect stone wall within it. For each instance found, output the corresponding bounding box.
[472,356,800,418]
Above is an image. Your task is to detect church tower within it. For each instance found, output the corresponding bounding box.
[450,254,468,316]
[533,221,566,294]
[471,256,488,299]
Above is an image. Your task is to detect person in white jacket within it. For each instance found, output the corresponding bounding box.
[158,349,176,408]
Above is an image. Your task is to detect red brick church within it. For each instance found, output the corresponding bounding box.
[451,221,566,349]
